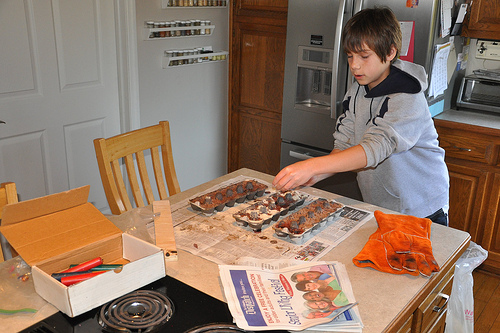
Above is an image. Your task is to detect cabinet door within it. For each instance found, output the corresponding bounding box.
[228,1,287,174]
[447,163,488,243]
[462,0,500,39]
[481,173,500,274]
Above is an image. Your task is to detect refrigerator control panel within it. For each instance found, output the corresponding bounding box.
[298,46,333,69]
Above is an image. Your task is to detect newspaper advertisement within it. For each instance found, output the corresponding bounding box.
[219,261,363,332]
[169,176,373,266]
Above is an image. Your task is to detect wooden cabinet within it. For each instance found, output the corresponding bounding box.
[461,0,500,40]
[426,311,447,333]
[228,0,288,175]
[434,119,500,274]
[415,268,454,333]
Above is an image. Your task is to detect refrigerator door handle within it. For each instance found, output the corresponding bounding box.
[289,150,327,160]
[353,0,364,13]
[331,0,350,119]
[289,150,314,160]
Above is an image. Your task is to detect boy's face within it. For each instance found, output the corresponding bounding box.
[347,43,396,90]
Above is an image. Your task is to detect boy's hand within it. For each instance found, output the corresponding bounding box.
[273,146,366,191]
[272,160,319,191]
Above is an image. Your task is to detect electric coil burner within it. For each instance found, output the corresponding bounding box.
[98,290,174,332]
[20,276,287,333]
[185,324,249,333]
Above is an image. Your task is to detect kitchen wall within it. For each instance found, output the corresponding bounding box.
[135,1,229,191]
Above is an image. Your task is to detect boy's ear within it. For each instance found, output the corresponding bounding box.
[387,45,397,62]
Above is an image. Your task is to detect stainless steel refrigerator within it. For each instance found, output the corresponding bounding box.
[280,0,445,199]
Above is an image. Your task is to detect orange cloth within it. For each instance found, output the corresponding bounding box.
[353,210,440,277]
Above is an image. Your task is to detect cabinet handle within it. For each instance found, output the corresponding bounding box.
[452,145,472,152]
[433,292,449,313]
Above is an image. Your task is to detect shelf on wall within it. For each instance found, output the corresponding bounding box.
[161,0,227,8]
[144,25,215,40]
[162,50,228,68]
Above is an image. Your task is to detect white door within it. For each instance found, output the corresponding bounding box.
[0,0,122,211]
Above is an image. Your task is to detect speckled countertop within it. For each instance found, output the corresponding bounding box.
[434,108,500,130]
[1,168,471,333]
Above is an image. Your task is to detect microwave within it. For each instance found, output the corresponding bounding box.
[457,75,500,114]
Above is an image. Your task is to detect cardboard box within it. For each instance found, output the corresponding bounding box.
[0,186,166,317]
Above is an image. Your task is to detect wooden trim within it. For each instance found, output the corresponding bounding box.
[434,119,500,138]
[238,106,282,120]
[233,0,288,21]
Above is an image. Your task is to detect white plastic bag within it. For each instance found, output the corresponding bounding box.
[444,241,488,333]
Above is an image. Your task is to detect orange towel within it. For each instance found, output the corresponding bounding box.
[353,210,440,277]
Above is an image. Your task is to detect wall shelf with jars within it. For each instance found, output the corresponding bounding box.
[162,0,227,8]
[162,47,228,68]
[144,20,214,40]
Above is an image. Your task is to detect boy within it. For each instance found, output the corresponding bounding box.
[273,7,449,225]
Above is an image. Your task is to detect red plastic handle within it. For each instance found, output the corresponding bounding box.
[62,257,103,273]
[60,271,106,286]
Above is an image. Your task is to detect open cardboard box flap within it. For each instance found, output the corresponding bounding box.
[0,185,122,267]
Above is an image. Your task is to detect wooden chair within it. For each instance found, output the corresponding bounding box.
[94,121,181,215]
[0,182,19,262]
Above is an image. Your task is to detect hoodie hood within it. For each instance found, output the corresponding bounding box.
[365,59,428,98]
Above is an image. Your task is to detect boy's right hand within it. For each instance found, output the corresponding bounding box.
[272,160,311,191]
[273,160,325,191]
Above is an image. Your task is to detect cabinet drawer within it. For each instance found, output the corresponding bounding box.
[438,132,496,164]
[418,268,454,332]
[435,126,499,165]
[426,309,447,333]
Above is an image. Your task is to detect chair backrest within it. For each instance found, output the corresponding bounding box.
[94,121,181,215]
[0,182,19,262]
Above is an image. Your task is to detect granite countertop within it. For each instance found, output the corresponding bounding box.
[434,108,500,130]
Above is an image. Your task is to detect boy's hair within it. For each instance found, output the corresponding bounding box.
[342,7,402,64]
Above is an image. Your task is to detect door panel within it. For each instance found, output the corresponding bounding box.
[238,110,281,174]
[0,0,120,211]
[447,163,487,242]
[238,26,286,113]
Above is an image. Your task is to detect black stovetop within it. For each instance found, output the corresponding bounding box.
[20,275,287,333]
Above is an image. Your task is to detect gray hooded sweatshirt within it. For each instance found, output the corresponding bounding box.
[334,59,449,218]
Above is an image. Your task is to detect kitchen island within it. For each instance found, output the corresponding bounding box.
[1,168,470,332]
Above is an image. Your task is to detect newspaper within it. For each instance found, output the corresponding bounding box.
[219,260,363,331]
[169,176,373,265]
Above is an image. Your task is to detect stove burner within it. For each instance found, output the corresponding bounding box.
[98,290,174,333]
[184,323,252,333]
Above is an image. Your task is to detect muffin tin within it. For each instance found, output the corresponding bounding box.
[273,198,344,244]
[189,179,267,215]
[232,190,307,231]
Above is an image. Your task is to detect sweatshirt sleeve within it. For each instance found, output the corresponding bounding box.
[359,92,431,168]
